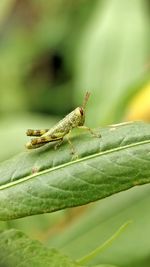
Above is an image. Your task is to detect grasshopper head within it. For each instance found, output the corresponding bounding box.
[74,92,90,126]
[79,107,84,116]
[78,107,85,125]
[79,91,90,125]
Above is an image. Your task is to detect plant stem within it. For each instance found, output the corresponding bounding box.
[77,220,132,265]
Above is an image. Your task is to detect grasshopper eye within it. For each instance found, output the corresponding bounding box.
[79,107,84,116]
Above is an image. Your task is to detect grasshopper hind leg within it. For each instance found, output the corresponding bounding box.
[26,141,47,149]
[26,137,63,149]
[26,129,49,137]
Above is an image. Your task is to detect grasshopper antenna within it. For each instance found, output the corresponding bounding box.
[82,91,91,109]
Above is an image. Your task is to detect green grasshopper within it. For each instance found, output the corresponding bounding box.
[26,92,100,155]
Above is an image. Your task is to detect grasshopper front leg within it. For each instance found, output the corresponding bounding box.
[77,126,101,138]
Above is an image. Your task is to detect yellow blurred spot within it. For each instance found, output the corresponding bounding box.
[125,83,150,122]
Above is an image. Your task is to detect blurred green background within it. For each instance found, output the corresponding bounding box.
[0,0,150,266]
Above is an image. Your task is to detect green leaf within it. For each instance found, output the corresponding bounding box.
[0,229,79,267]
[0,121,150,220]
[0,229,119,267]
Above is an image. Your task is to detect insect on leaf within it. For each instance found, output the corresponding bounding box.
[0,121,150,220]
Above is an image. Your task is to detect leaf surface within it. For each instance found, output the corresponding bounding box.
[0,121,150,220]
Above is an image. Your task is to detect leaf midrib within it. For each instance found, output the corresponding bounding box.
[0,139,149,190]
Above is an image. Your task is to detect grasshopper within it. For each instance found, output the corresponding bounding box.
[26,92,100,155]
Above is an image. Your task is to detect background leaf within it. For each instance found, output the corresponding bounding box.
[49,184,150,267]
[0,229,79,267]
[0,114,57,162]
[0,121,150,220]
[0,0,15,25]
[75,0,149,126]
